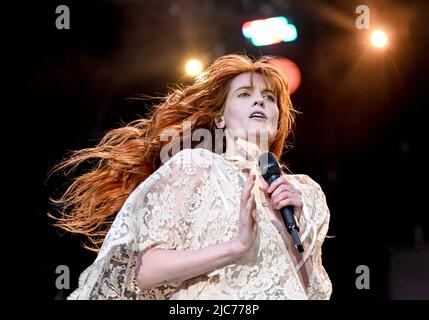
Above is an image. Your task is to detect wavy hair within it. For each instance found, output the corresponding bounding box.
[49,54,301,251]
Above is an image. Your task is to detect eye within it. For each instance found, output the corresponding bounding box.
[264,94,275,102]
[238,92,250,97]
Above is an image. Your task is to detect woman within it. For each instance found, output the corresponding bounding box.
[50,54,332,299]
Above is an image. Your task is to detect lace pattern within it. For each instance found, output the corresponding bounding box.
[68,148,332,300]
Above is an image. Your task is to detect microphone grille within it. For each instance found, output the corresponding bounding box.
[258,152,281,181]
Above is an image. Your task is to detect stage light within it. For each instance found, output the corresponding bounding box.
[185,59,203,76]
[370,30,388,48]
[242,16,297,46]
[267,57,301,95]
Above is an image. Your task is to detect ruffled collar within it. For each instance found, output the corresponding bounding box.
[222,131,265,170]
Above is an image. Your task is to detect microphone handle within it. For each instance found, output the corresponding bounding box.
[267,175,304,253]
[280,206,299,234]
[280,206,304,253]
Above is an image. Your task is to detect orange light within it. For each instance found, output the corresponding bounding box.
[370,30,388,48]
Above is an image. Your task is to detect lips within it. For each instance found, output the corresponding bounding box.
[249,110,267,119]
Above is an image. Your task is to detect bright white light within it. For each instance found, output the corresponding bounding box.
[242,16,297,47]
[185,59,203,76]
[370,30,388,48]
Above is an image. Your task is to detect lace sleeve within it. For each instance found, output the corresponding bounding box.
[298,177,330,255]
[296,175,333,299]
[67,148,214,300]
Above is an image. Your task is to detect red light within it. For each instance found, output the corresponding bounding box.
[268,57,301,95]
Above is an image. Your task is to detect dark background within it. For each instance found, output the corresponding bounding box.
[15,0,428,300]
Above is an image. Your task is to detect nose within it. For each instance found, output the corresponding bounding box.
[253,99,264,108]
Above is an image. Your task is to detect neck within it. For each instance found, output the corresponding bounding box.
[224,129,269,161]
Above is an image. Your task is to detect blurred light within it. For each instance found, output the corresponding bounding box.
[185,59,203,76]
[370,30,388,48]
[242,16,297,46]
[267,57,301,95]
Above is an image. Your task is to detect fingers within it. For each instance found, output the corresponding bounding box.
[241,192,258,234]
[266,176,285,194]
[248,193,259,226]
[241,175,257,220]
[246,192,256,212]
[271,184,301,199]
[267,176,301,195]
[241,174,255,202]
[271,190,296,208]
[259,178,269,191]
[238,176,259,251]
[264,177,303,211]
[242,190,257,222]
[275,198,302,210]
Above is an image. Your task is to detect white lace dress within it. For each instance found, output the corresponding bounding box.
[68,148,332,300]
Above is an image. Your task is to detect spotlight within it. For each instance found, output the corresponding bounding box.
[185,59,203,76]
[370,30,388,48]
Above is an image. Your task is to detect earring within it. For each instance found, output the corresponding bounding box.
[216,115,225,129]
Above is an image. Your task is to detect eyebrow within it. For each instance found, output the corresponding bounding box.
[233,86,276,95]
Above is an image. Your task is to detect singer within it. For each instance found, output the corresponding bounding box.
[49,54,332,299]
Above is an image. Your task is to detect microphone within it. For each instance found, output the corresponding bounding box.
[258,152,304,253]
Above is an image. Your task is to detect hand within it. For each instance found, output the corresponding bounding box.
[234,174,259,254]
[259,175,303,221]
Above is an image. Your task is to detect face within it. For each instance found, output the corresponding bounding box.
[218,72,279,142]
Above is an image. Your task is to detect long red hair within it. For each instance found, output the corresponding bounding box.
[49,54,301,251]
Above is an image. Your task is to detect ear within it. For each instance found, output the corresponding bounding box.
[215,116,225,129]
